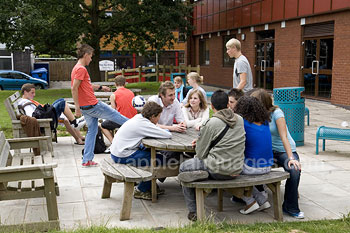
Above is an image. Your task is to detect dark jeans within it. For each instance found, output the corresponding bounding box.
[274,151,301,214]
[111,147,174,192]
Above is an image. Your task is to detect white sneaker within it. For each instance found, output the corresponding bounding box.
[240,201,259,215]
[104,146,111,154]
[72,117,86,130]
[258,201,271,211]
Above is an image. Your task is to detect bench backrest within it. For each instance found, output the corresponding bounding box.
[4,91,22,120]
[0,132,10,168]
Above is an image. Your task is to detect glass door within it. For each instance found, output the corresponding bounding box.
[302,37,333,98]
[255,41,274,90]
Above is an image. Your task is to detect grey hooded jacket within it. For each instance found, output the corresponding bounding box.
[195,108,245,175]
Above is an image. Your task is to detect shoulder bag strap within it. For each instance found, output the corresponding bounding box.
[209,124,229,150]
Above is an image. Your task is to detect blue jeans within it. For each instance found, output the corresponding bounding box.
[274,151,301,214]
[52,98,66,119]
[179,157,234,212]
[111,147,166,192]
[81,101,128,163]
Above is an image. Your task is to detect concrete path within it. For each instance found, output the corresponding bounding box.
[1,84,350,230]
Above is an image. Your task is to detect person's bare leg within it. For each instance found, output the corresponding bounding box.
[63,104,76,121]
[63,120,83,144]
[101,127,114,144]
[74,129,85,141]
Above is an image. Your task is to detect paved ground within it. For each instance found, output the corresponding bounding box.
[1,83,350,230]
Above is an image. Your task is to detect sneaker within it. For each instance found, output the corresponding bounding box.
[187,212,197,221]
[283,207,305,219]
[133,187,152,200]
[239,201,259,215]
[178,170,209,183]
[104,146,111,154]
[258,201,271,211]
[72,117,86,130]
[82,160,99,168]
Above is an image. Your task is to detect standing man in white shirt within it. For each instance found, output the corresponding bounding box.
[226,38,253,92]
[148,81,187,132]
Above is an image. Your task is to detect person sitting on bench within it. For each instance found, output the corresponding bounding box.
[19,83,86,145]
[234,96,273,215]
[110,101,171,201]
[178,90,245,221]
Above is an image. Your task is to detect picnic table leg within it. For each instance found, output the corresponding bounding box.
[151,147,157,203]
[196,188,205,221]
[267,182,283,221]
[120,182,134,221]
[217,188,223,212]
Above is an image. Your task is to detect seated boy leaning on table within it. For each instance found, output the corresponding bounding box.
[177,90,246,221]
[110,101,172,200]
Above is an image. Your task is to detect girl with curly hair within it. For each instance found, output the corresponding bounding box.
[234,96,273,215]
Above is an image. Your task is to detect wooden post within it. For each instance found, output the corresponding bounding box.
[122,68,125,77]
[138,66,142,82]
[197,65,200,74]
[156,64,159,82]
[188,64,191,74]
[217,189,223,212]
[104,71,108,82]
[162,64,166,82]
[170,64,173,78]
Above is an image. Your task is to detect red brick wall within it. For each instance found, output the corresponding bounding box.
[189,10,350,106]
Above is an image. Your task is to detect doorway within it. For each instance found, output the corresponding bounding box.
[255,30,275,90]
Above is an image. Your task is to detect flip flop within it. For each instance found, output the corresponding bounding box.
[74,142,85,145]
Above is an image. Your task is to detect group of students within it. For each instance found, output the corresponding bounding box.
[48,44,302,222]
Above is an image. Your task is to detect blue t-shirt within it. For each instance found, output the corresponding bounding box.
[243,119,273,168]
[269,108,296,152]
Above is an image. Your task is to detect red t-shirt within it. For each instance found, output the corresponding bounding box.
[71,63,98,106]
[114,87,137,118]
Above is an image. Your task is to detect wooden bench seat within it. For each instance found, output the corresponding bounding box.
[181,170,290,221]
[0,131,59,230]
[4,91,55,154]
[316,126,350,154]
[100,157,153,220]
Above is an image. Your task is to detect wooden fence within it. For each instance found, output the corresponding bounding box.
[106,64,200,82]
[48,61,76,81]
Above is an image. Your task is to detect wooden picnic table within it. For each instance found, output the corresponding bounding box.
[141,128,198,202]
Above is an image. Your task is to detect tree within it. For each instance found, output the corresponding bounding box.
[0,0,193,81]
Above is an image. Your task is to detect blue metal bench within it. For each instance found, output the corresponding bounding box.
[316,126,350,154]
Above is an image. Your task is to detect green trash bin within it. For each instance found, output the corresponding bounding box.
[273,87,305,146]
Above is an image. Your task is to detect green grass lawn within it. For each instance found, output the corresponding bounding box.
[0,82,160,138]
[45,214,350,233]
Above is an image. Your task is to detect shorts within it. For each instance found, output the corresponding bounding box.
[101,120,121,130]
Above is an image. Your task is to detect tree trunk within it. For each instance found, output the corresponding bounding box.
[89,51,101,82]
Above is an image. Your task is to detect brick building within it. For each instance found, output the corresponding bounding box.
[187,0,350,106]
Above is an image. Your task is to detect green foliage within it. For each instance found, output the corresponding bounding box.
[0,0,193,80]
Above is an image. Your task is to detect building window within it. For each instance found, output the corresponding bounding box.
[223,36,236,67]
[178,51,185,64]
[199,39,209,65]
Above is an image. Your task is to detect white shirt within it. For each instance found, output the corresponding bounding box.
[147,95,184,126]
[110,114,172,157]
[182,107,209,129]
[18,98,36,117]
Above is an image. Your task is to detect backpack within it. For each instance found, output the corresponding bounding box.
[81,127,107,155]
[32,104,58,132]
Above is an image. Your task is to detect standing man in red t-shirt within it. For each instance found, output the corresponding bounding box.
[71,44,129,167]
[101,75,137,151]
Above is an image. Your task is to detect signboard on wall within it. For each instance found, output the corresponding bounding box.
[99,60,114,71]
